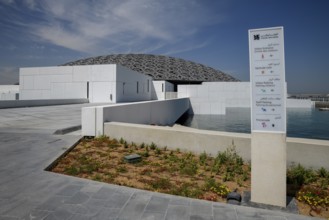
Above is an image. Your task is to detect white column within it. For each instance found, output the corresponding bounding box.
[251,132,286,207]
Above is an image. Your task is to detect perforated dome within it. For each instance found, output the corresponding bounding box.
[62,54,238,82]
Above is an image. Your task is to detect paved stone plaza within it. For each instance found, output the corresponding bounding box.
[0,104,321,219]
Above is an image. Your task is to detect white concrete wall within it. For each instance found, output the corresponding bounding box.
[0,85,19,100]
[152,81,174,100]
[82,98,190,136]
[286,99,314,108]
[104,122,329,170]
[20,66,87,100]
[0,99,88,109]
[178,82,313,114]
[178,82,250,114]
[116,65,152,102]
[0,93,17,100]
[19,64,152,103]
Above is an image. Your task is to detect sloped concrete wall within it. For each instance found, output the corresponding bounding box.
[82,98,190,136]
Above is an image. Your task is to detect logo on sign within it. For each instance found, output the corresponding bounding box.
[254,34,260,40]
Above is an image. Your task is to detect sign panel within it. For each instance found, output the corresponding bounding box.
[249,27,286,133]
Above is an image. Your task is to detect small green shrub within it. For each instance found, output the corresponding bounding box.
[199,151,208,165]
[203,178,230,197]
[155,148,161,155]
[150,142,157,150]
[180,162,198,176]
[150,178,172,190]
[81,162,100,174]
[204,178,217,190]
[95,135,109,141]
[317,167,329,179]
[142,150,149,157]
[112,138,118,144]
[93,174,102,181]
[287,164,316,186]
[117,166,128,173]
[65,166,79,175]
[170,182,203,198]
[211,145,248,181]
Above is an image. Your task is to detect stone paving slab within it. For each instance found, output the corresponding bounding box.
[0,104,323,220]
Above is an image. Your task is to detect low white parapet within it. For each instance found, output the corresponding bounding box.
[104,122,329,170]
[286,98,314,108]
[0,99,88,109]
[82,98,190,136]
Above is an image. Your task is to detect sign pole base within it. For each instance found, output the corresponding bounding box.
[251,132,287,207]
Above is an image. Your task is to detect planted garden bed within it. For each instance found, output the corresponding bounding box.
[51,136,329,218]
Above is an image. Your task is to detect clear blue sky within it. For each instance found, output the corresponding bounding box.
[0,0,328,94]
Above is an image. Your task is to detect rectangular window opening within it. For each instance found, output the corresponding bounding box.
[87,82,89,99]
[147,80,150,92]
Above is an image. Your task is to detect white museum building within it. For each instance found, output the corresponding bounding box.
[19,64,173,103]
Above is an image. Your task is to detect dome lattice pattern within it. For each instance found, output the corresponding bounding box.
[62,54,238,82]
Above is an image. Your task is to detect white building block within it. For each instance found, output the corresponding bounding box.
[73,66,91,82]
[90,82,114,103]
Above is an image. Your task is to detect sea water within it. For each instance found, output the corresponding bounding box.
[180,108,329,140]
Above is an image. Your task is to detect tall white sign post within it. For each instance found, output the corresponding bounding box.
[249,27,287,207]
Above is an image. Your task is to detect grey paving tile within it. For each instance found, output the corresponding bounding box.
[190,200,212,216]
[0,216,19,220]
[91,186,117,200]
[85,198,107,208]
[235,205,273,220]
[64,191,90,205]
[117,192,151,220]
[81,183,104,194]
[141,211,166,220]
[21,209,50,220]
[58,203,102,216]
[0,199,20,215]
[91,208,121,220]
[263,217,286,220]
[69,214,92,220]
[44,207,73,220]
[3,200,38,219]
[70,180,89,186]
[285,213,323,220]
[190,214,214,220]
[169,197,190,206]
[213,204,237,220]
[165,205,189,220]
[0,184,26,200]
[56,184,84,197]
[36,196,67,211]
[144,195,170,214]
[104,191,132,208]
